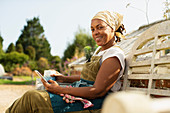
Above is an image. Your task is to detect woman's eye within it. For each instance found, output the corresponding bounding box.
[91,28,94,32]
[98,26,104,30]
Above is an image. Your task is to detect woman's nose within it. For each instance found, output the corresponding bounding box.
[93,29,99,36]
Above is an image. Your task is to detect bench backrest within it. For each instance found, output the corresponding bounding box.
[122,20,170,97]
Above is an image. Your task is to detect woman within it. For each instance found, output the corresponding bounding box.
[6,10,126,113]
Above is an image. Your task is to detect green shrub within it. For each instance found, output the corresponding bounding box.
[0,52,29,72]
[37,57,49,73]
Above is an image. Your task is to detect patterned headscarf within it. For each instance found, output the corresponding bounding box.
[92,10,125,39]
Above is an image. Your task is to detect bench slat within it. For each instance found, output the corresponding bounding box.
[128,74,170,80]
[134,41,170,56]
[126,87,147,93]
[130,57,170,67]
[150,89,170,96]
[126,87,170,96]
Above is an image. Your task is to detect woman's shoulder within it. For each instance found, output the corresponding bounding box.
[106,46,124,55]
[102,46,125,62]
[93,46,102,55]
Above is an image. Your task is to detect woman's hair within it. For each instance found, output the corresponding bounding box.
[115,24,126,43]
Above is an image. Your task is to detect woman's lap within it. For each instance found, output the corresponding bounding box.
[49,92,104,113]
[6,90,53,113]
[6,79,106,113]
[49,79,105,113]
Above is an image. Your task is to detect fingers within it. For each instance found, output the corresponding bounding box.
[60,86,75,104]
[51,71,63,77]
[48,79,59,86]
[41,78,49,85]
[41,78,50,89]
[63,97,75,103]
[50,73,63,77]
[56,71,62,75]
[60,94,64,96]
[48,79,55,83]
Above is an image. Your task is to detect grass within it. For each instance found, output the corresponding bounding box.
[0,76,37,85]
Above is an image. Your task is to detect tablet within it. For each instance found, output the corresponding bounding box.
[35,70,48,83]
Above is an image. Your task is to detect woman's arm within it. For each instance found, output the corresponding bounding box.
[51,74,80,83]
[42,57,121,99]
[64,75,80,83]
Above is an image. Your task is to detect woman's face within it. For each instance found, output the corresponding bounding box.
[91,19,115,49]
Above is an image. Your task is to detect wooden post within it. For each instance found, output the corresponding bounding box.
[147,36,158,96]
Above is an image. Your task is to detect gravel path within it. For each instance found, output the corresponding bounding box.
[0,85,35,113]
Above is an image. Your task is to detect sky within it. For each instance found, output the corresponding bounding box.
[0,0,165,57]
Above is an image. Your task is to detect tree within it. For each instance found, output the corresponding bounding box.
[16,17,52,60]
[50,55,61,71]
[63,43,76,61]
[27,60,38,71]
[62,28,96,61]
[163,0,170,19]
[16,43,23,53]
[25,45,36,60]
[6,43,15,53]
[0,35,4,54]
[0,52,29,72]
[35,36,52,60]
[37,57,49,73]
[84,44,98,60]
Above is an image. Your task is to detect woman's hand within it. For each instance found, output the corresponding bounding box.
[51,72,66,83]
[41,78,61,94]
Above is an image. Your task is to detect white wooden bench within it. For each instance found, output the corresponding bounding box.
[122,20,170,97]
[101,20,170,113]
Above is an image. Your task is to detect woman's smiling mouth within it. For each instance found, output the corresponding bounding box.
[95,36,103,42]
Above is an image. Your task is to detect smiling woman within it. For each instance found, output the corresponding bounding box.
[6,10,126,113]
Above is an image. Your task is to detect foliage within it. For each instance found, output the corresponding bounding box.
[37,57,50,73]
[63,43,76,61]
[50,55,61,71]
[25,45,36,60]
[61,28,97,75]
[35,37,52,60]
[16,43,23,53]
[84,44,98,60]
[62,28,96,61]
[84,46,92,60]
[16,17,52,60]
[163,0,170,19]
[27,60,38,71]
[12,65,32,76]
[0,35,4,54]
[0,52,29,72]
[6,43,15,53]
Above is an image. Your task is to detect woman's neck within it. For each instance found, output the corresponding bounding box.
[101,40,116,51]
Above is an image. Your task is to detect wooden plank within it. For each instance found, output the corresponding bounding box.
[150,89,170,96]
[134,41,170,56]
[135,47,153,56]
[128,74,150,79]
[130,60,151,67]
[131,66,150,74]
[148,36,158,95]
[154,57,170,65]
[126,87,148,94]
[126,86,170,96]
[153,74,170,79]
[130,57,170,67]
[156,66,169,74]
[128,74,170,80]
[156,41,170,51]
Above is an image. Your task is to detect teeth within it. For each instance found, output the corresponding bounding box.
[96,36,102,39]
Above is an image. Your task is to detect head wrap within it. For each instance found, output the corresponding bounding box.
[92,10,125,39]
